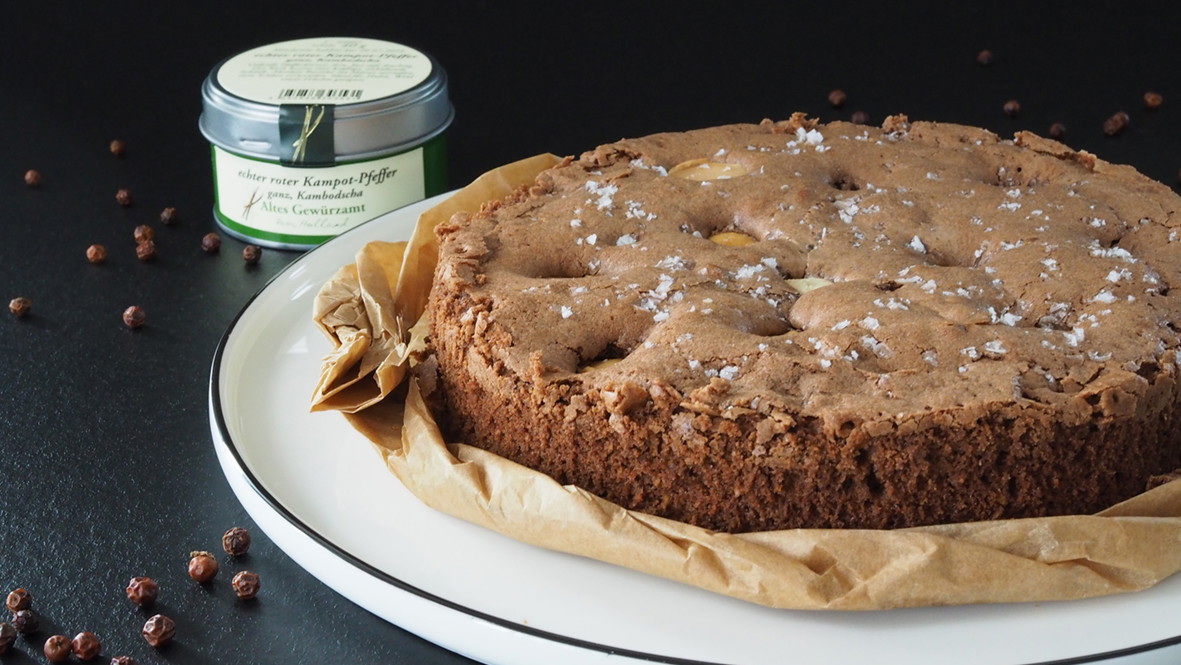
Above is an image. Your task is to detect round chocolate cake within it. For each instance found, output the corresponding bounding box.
[425,114,1181,532]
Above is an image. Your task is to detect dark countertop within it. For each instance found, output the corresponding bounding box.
[2,2,1180,663]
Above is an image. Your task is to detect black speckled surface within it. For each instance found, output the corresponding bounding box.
[1,2,1179,663]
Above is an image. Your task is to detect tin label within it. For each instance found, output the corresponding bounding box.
[211,145,425,246]
[216,37,432,105]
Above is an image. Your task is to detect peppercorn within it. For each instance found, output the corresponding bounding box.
[242,244,262,264]
[141,614,175,648]
[115,188,133,206]
[135,240,157,262]
[231,571,261,600]
[71,631,101,661]
[126,577,159,606]
[1002,99,1021,117]
[1144,91,1163,110]
[827,89,846,108]
[122,305,146,329]
[1103,111,1130,136]
[9,297,31,318]
[222,526,252,556]
[5,588,31,612]
[976,49,994,66]
[187,551,218,582]
[86,244,108,264]
[133,224,154,243]
[201,232,221,254]
[850,110,870,125]
[110,657,139,665]
[43,634,71,662]
[1049,122,1067,139]
[110,139,126,156]
[24,169,41,187]
[0,622,15,654]
[159,207,178,225]
[11,608,39,634]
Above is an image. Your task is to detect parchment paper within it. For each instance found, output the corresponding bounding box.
[311,154,1181,610]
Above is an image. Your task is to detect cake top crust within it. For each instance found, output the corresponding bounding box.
[433,115,1181,436]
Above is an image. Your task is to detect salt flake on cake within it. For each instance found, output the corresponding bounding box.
[1107,268,1132,283]
[654,255,690,271]
[1092,289,1118,304]
[983,340,1007,356]
[584,180,618,212]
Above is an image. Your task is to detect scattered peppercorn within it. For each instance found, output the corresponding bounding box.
[110,139,126,156]
[0,622,15,654]
[122,305,146,329]
[71,631,101,661]
[43,634,71,662]
[133,224,154,243]
[976,49,994,66]
[9,297,31,318]
[231,571,261,600]
[850,110,870,125]
[10,608,39,634]
[1144,91,1163,110]
[1002,99,1021,117]
[242,244,262,264]
[1103,111,1130,136]
[201,232,221,254]
[187,551,218,582]
[222,526,252,556]
[126,577,159,606]
[24,169,42,187]
[141,614,175,648]
[115,188,133,206]
[86,244,108,264]
[1049,122,1067,139]
[827,89,846,108]
[5,588,31,612]
[135,240,157,262]
[110,657,139,665]
[159,207,178,225]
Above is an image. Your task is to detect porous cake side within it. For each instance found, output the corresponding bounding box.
[425,115,1181,531]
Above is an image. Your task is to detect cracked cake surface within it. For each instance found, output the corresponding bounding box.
[424,114,1181,532]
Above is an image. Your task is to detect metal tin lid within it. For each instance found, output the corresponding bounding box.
[199,37,452,163]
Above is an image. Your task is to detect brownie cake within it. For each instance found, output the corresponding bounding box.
[424,114,1181,532]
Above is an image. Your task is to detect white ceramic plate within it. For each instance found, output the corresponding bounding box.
[210,193,1181,665]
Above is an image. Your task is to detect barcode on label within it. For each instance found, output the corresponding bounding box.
[278,89,364,100]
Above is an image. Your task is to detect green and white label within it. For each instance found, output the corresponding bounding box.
[212,146,425,245]
[216,37,432,105]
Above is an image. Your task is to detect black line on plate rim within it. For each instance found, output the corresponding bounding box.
[206,195,1181,665]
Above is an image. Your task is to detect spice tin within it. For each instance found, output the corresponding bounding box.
[200,37,452,250]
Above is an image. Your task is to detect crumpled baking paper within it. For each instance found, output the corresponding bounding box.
[311,153,1181,610]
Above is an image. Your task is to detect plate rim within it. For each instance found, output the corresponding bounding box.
[208,195,1181,665]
